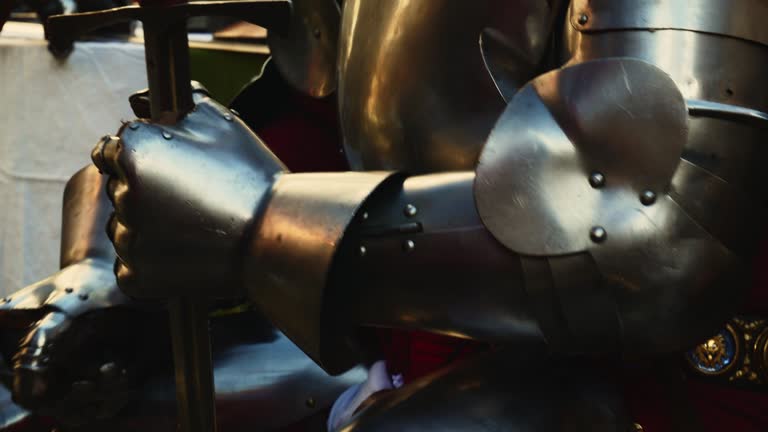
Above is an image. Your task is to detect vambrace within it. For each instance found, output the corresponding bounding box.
[245,59,761,374]
[244,171,549,374]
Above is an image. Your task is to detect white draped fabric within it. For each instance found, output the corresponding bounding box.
[0,23,146,295]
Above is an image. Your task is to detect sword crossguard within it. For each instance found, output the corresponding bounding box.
[46,0,291,122]
[47,0,290,52]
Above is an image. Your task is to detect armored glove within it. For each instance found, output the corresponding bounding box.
[92,89,286,299]
[0,165,168,425]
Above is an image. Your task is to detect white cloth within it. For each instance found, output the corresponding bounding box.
[327,360,401,431]
[0,26,146,295]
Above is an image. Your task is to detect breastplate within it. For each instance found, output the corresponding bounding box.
[337,0,556,173]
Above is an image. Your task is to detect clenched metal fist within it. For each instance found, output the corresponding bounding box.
[91,87,286,299]
[0,166,168,425]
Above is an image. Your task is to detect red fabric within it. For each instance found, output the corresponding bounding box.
[376,329,489,384]
[253,94,348,173]
[687,380,768,432]
[624,372,768,432]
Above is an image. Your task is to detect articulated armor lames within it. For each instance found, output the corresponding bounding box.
[18,0,768,430]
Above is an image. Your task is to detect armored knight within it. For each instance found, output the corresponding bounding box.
[4,0,768,430]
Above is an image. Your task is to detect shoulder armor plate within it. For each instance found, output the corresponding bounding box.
[475,58,687,256]
[569,0,768,48]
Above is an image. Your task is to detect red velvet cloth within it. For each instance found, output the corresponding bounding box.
[252,93,348,173]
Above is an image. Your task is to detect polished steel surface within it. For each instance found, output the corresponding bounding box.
[246,171,397,374]
[92,94,286,299]
[476,58,687,255]
[563,28,768,113]
[563,18,768,204]
[337,0,555,172]
[669,160,764,258]
[569,0,768,47]
[475,58,746,351]
[0,166,148,422]
[2,166,128,319]
[267,0,340,97]
[60,164,116,267]
[342,347,629,432]
[79,1,768,429]
[687,99,768,124]
[340,172,545,344]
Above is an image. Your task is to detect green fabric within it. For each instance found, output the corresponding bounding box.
[190,47,268,105]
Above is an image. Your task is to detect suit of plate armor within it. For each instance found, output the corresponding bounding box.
[80,0,768,429]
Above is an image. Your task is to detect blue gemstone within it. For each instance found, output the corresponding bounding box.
[687,328,736,374]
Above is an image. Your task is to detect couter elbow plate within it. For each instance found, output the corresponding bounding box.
[474,58,688,256]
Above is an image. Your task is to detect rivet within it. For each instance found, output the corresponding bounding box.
[162,131,173,140]
[65,288,73,294]
[100,362,118,376]
[403,240,415,252]
[362,212,369,220]
[590,226,607,243]
[404,204,418,217]
[305,397,316,408]
[230,109,240,117]
[588,172,605,188]
[223,113,233,121]
[639,190,657,206]
[578,13,589,25]
[128,122,140,130]
[313,28,321,39]
[78,293,89,301]
[358,245,367,257]
[632,423,644,432]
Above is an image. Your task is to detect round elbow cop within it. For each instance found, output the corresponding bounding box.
[476,57,760,355]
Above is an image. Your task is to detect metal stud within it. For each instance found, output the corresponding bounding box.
[313,28,321,39]
[305,397,316,408]
[358,245,367,257]
[362,211,369,220]
[230,109,240,117]
[590,226,607,243]
[128,122,140,130]
[223,113,234,121]
[578,13,589,25]
[100,362,118,377]
[162,131,173,140]
[640,190,657,206]
[78,293,89,301]
[404,204,418,217]
[588,172,605,188]
[403,240,415,252]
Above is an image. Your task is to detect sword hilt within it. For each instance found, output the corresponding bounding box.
[47,0,290,122]
[47,2,291,431]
